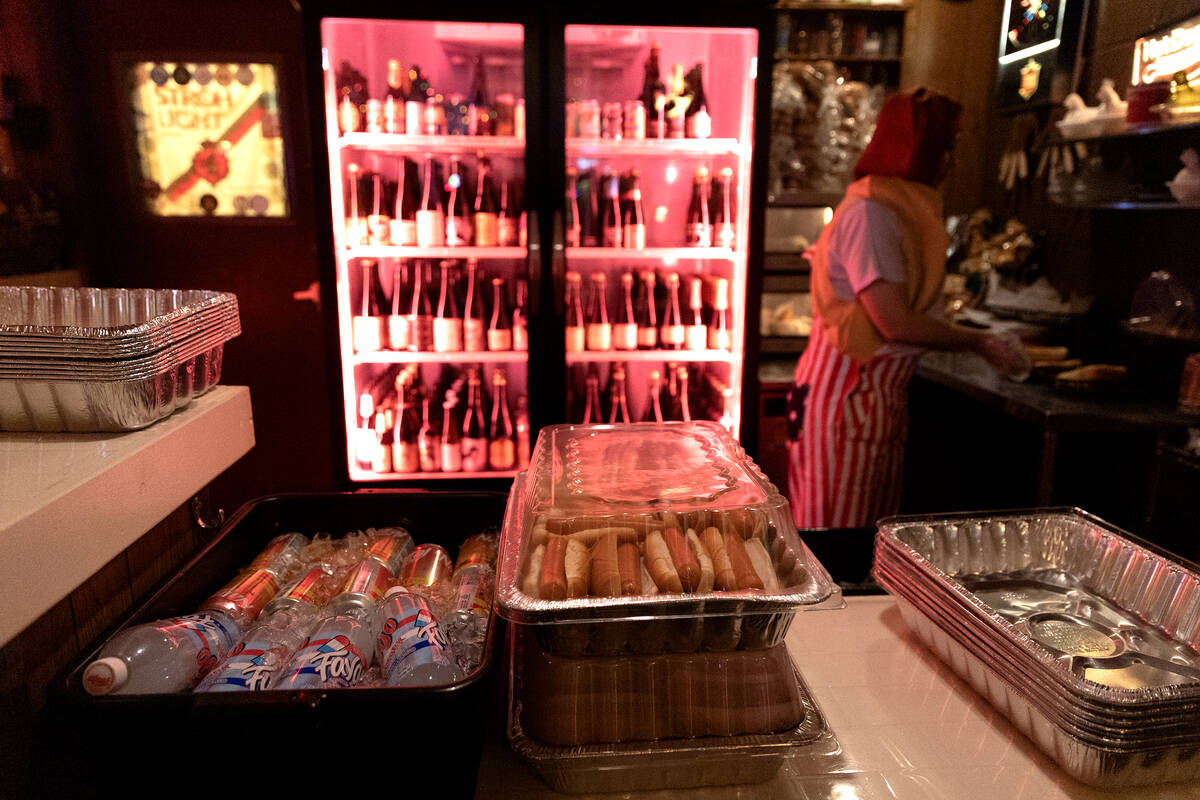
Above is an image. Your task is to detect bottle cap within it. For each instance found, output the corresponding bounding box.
[384,585,411,600]
[83,657,128,696]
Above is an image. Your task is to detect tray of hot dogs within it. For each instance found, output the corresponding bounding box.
[494,422,841,655]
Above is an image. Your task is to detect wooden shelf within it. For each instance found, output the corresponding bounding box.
[1048,198,1200,211]
[1051,118,1200,146]
[349,467,519,481]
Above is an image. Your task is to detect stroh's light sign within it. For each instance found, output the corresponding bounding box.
[1133,15,1200,87]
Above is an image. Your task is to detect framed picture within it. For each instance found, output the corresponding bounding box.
[127,60,291,217]
[995,0,1087,113]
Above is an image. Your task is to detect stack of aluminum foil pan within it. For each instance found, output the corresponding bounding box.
[0,287,240,431]
[872,508,1200,789]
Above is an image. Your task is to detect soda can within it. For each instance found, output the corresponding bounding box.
[454,530,498,572]
[334,558,391,610]
[248,532,308,576]
[374,587,460,686]
[367,529,415,577]
[365,99,385,133]
[602,102,624,140]
[201,568,280,621]
[624,100,646,140]
[579,100,601,139]
[398,543,453,589]
[267,565,337,613]
[452,563,495,622]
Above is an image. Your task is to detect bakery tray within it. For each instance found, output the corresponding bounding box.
[495,424,841,655]
[506,623,837,794]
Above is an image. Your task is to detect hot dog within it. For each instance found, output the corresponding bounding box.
[539,534,568,600]
[687,529,714,593]
[663,527,700,592]
[703,526,736,590]
[644,530,683,593]
[723,530,764,590]
[589,532,621,597]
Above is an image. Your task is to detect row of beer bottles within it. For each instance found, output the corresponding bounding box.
[354,259,527,354]
[346,154,523,248]
[566,165,736,249]
[356,364,530,475]
[564,270,731,353]
[570,362,735,430]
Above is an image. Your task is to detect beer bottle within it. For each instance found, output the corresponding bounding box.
[353,260,386,353]
[463,259,486,352]
[601,171,622,248]
[417,394,441,472]
[416,154,445,247]
[565,271,585,353]
[434,260,462,352]
[685,167,712,247]
[714,168,736,249]
[409,260,435,351]
[387,259,411,351]
[613,272,638,351]
[622,170,646,250]
[445,156,472,247]
[582,372,603,424]
[497,180,517,247]
[686,276,708,351]
[565,168,582,248]
[659,272,685,350]
[461,372,488,472]
[515,395,531,469]
[487,278,512,351]
[393,381,421,473]
[441,394,463,473]
[390,158,418,246]
[489,371,515,470]
[609,365,631,423]
[646,369,665,423]
[513,279,529,352]
[709,277,732,351]
[473,154,498,246]
[635,270,658,349]
[585,272,612,351]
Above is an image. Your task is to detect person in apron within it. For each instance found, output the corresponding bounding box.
[787,88,1022,528]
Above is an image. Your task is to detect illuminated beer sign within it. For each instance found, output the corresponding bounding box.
[1132,15,1200,87]
[130,61,289,217]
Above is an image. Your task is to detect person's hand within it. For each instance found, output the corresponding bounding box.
[975,332,1032,380]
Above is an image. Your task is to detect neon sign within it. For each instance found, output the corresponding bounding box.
[1132,15,1200,87]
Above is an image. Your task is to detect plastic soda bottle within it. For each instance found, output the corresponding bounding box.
[83,568,280,695]
[195,564,337,692]
[273,559,388,690]
[374,586,463,686]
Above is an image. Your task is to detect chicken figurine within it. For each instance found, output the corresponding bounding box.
[1168,148,1200,203]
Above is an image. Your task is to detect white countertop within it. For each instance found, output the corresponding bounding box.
[475,595,1200,800]
[0,385,254,646]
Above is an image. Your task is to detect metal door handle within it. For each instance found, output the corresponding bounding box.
[292,281,321,310]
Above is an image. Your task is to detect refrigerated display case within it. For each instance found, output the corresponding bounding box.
[304,4,773,487]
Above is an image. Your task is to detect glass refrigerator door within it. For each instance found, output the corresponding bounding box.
[321,18,530,482]
[563,25,756,437]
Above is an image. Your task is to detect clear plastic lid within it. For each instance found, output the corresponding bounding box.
[495,422,839,631]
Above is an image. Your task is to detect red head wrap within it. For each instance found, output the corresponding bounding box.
[853,88,963,187]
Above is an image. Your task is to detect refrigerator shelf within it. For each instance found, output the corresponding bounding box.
[567,349,733,363]
[346,246,526,260]
[340,132,525,156]
[567,138,743,158]
[349,467,519,481]
[567,247,739,262]
[351,350,529,365]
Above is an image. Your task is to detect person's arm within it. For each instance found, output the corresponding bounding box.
[857,280,1018,368]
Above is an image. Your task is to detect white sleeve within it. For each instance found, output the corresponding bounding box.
[827,199,906,298]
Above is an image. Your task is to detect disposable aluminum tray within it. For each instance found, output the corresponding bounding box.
[873,554,1200,744]
[892,596,1200,788]
[875,509,1200,708]
[0,345,225,432]
[0,287,237,343]
[506,624,837,794]
[495,424,841,656]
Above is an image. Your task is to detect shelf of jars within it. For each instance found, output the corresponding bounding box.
[351,350,529,364]
[566,137,743,157]
[566,246,738,261]
[340,133,525,155]
[349,467,519,482]
[345,245,525,260]
[566,349,733,363]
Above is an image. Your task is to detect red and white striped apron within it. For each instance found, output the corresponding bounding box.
[787,324,922,528]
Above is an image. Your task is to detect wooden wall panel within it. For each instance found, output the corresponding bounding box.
[901,0,1004,215]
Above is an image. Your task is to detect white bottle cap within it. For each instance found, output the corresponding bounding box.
[83,657,128,695]
[384,585,411,600]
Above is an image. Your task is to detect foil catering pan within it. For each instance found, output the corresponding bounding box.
[891,595,1200,788]
[0,287,237,342]
[875,509,1200,708]
[0,345,224,431]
